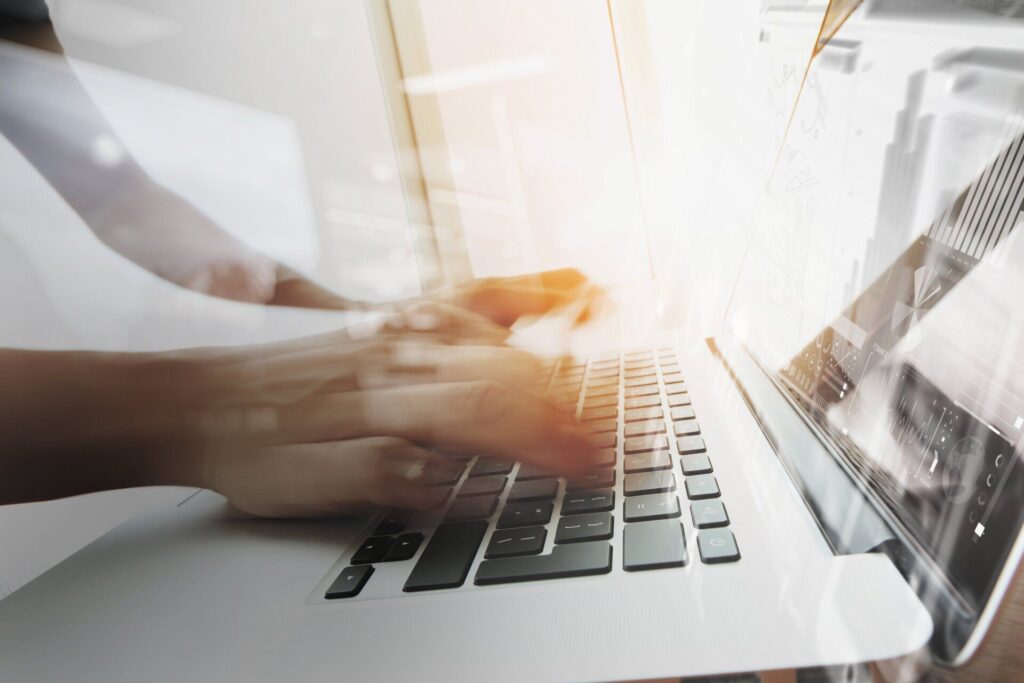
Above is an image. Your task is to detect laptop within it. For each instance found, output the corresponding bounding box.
[2,4,1024,681]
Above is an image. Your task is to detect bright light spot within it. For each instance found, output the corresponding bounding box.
[371,162,396,184]
[974,522,986,538]
[90,134,126,168]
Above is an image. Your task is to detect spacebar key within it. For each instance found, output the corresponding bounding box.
[474,542,612,585]
[404,521,488,592]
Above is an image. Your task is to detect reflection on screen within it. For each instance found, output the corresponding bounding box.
[728,9,1024,608]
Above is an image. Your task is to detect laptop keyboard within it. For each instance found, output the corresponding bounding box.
[323,348,740,600]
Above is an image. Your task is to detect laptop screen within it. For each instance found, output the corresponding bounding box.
[726,7,1024,610]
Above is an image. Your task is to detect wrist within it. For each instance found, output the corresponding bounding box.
[69,350,213,491]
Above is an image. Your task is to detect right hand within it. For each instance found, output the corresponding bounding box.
[167,329,599,517]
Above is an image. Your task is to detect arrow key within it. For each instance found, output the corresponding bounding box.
[325,565,374,599]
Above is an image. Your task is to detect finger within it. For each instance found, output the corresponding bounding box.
[461,270,603,327]
[371,343,546,391]
[216,438,448,518]
[193,335,544,419]
[270,381,599,476]
[385,301,510,345]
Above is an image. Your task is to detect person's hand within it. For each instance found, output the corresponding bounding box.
[442,268,604,328]
[142,330,598,517]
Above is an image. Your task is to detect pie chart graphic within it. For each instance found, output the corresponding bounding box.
[891,265,941,334]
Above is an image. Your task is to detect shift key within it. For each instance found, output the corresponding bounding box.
[404,521,487,592]
[475,543,612,585]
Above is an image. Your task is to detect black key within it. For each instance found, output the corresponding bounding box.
[668,394,692,407]
[585,376,619,391]
[676,436,706,454]
[625,384,659,398]
[566,468,615,491]
[585,383,618,398]
[420,460,465,487]
[485,527,547,558]
[475,542,612,585]
[507,478,559,502]
[624,434,669,454]
[590,432,617,448]
[584,394,618,409]
[623,450,672,473]
[624,406,663,422]
[624,520,687,571]
[423,487,453,509]
[458,474,507,497]
[673,419,701,437]
[561,489,615,515]
[697,528,740,563]
[444,494,499,521]
[589,367,620,380]
[624,493,680,522]
[325,565,374,599]
[374,508,409,536]
[664,381,687,396]
[554,394,581,407]
[351,536,394,564]
[581,405,617,421]
[516,463,554,481]
[680,454,712,475]
[624,471,676,496]
[470,458,514,477]
[383,532,424,561]
[404,521,488,591]
[691,500,729,528]
[554,396,579,410]
[625,395,661,409]
[624,419,665,437]
[586,418,617,434]
[624,376,658,388]
[670,406,696,421]
[592,448,616,468]
[685,474,720,500]
[554,513,614,543]
[554,387,581,399]
[498,501,554,529]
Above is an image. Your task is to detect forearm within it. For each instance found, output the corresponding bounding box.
[0,349,207,504]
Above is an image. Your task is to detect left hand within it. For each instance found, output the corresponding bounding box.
[443,267,603,328]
